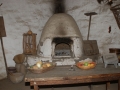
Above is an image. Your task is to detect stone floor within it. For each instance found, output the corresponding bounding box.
[0,78,118,90]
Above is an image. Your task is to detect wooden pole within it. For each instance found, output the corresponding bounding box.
[0,4,8,77]
[87,15,92,40]
[0,37,8,77]
[118,79,120,90]
[106,82,110,90]
[84,12,97,40]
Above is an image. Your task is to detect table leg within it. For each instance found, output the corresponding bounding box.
[34,85,39,90]
[88,85,93,90]
[106,82,110,90]
[118,79,120,90]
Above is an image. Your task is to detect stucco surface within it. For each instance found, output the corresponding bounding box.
[0,0,120,79]
[40,13,82,42]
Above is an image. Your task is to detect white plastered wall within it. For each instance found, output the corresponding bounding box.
[0,0,120,79]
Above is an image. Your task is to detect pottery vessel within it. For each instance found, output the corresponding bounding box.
[9,72,24,83]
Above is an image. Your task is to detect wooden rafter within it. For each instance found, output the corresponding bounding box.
[111,4,120,29]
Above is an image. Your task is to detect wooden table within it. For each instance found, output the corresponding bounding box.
[25,64,120,90]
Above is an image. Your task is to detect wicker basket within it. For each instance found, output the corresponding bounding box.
[28,62,56,73]
[76,62,96,70]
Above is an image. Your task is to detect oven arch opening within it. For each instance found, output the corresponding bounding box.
[52,37,74,58]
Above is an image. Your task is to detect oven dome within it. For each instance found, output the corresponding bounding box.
[38,13,84,60]
[40,13,82,44]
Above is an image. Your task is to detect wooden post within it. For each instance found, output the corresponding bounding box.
[0,16,7,77]
[34,85,39,90]
[88,84,93,90]
[118,79,120,90]
[106,82,110,90]
[87,15,92,40]
[0,37,8,76]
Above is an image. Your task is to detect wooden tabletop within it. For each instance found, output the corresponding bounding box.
[25,64,120,85]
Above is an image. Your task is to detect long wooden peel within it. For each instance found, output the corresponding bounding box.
[0,16,8,77]
[84,12,97,40]
[0,33,8,77]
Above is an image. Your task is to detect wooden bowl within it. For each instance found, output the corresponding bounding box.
[76,62,96,70]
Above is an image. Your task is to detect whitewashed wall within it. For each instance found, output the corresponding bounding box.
[0,0,120,79]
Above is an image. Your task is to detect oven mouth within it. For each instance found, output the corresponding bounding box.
[52,37,74,58]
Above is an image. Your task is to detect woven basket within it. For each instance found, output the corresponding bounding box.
[13,54,25,64]
[28,62,56,73]
[76,62,96,70]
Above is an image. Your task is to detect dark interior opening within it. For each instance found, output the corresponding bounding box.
[52,37,73,57]
[53,37,73,44]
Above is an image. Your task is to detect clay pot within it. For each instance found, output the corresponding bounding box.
[7,67,17,73]
[9,72,24,83]
[15,64,21,72]
[15,64,27,74]
[19,64,27,75]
